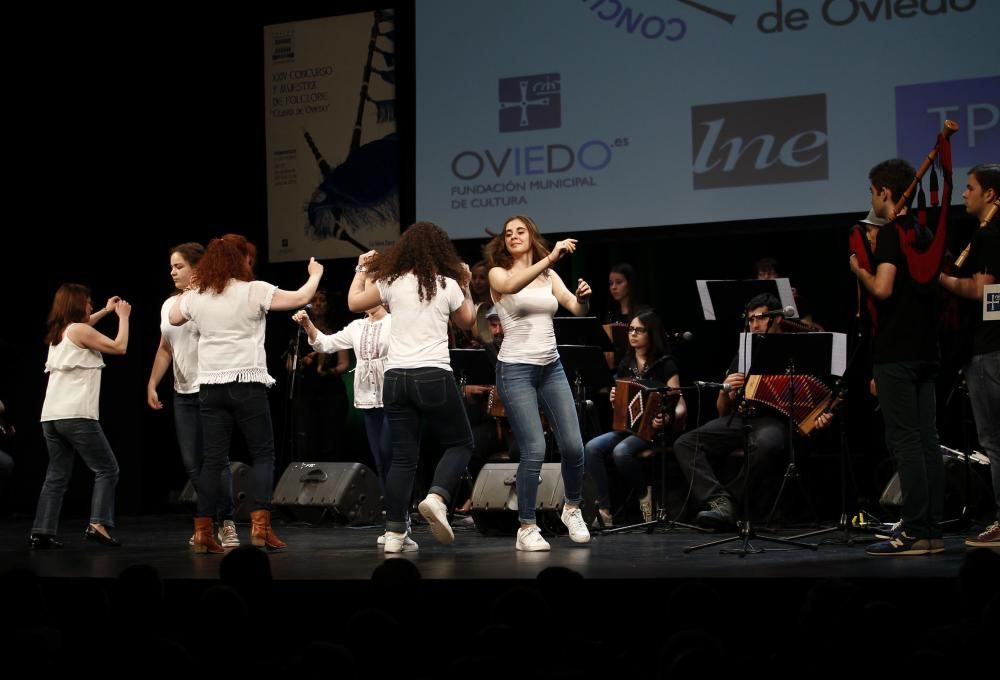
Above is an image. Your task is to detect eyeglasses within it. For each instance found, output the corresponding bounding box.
[627,326,647,334]
[746,313,769,322]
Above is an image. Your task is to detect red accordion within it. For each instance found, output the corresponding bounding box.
[743,374,833,436]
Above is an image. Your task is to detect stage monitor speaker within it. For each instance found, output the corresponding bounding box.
[178,461,251,523]
[271,462,382,525]
[470,462,596,535]
[879,449,993,521]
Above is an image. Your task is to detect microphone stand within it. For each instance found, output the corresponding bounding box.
[281,322,305,472]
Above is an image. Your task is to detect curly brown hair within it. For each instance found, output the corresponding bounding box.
[45,283,91,345]
[192,234,257,294]
[483,215,552,271]
[367,221,469,302]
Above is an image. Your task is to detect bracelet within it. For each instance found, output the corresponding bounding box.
[355,265,368,274]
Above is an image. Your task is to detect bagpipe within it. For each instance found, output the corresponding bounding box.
[850,119,958,329]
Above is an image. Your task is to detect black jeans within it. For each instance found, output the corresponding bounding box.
[197,382,276,517]
[382,367,473,533]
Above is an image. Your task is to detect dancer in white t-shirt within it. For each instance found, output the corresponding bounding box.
[347,221,475,553]
[170,234,323,553]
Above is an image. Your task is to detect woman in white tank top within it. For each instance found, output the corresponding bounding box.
[485,214,593,552]
[30,283,130,549]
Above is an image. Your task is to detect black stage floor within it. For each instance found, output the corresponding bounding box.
[0,512,976,581]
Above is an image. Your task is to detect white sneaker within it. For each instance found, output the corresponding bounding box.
[516,525,551,552]
[217,520,240,548]
[561,505,591,543]
[384,530,419,553]
[418,495,455,545]
[377,531,419,551]
[188,533,195,546]
[639,487,654,523]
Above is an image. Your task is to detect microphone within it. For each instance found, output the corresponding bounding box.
[747,306,796,319]
[693,380,734,393]
[666,331,694,343]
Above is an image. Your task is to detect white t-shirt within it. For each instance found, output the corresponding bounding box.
[41,326,105,421]
[310,314,391,408]
[179,279,277,387]
[495,273,559,365]
[160,296,199,394]
[377,273,466,372]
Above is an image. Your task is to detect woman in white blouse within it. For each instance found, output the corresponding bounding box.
[293,303,410,548]
[30,284,130,549]
[170,234,323,553]
[147,242,239,548]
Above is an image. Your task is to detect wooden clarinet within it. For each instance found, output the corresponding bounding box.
[953,198,1000,269]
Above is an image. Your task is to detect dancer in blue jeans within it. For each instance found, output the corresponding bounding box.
[147,241,239,549]
[348,221,476,553]
[485,214,593,551]
[30,284,130,549]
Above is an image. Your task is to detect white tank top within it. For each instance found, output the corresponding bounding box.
[41,325,105,421]
[495,274,559,365]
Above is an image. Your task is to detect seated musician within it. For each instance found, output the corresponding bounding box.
[584,310,685,527]
[604,262,651,365]
[672,293,833,530]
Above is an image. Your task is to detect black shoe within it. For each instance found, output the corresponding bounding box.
[696,496,736,530]
[28,534,63,550]
[84,525,121,547]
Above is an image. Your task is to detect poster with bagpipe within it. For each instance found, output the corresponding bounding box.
[264,10,398,262]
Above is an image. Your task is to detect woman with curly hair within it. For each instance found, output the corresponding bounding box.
[170,234,323,553]
[348,221,475,553]
[484,215,593,551]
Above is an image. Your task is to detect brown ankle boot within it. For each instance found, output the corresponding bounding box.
[192,517,224,554]
[250,510,286,550]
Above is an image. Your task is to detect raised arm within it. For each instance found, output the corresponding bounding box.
[146,335,173,409]
[69,300,131,355]
[271,257,325,311]
[450,263,476,331]
[488,238,578,295]
[348,250,382,312]
[88,296,122,325]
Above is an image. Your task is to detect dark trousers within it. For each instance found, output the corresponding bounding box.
[671,412,785,509]
[382,367,474,533]
[874,360,943,539]
[197,383,276,518]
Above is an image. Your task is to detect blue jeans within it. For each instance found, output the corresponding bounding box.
[33,418,119,535]
[197,383,275,518]
[174,392,234,521]
[874,360,943,539]
[497,360,585,524]
[362,407,392,492]
[383,367,474,533]
[966,351,1000,519]
[584,431,650,509]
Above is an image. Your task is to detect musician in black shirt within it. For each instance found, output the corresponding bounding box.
[851,158,944,556]
[939,163,1000,548]
[584,311,685,527]
[671,294,832,530]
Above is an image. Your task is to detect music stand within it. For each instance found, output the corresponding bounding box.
[553,316,616,352]
[696,278,798,327]
[744,332,839,534]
